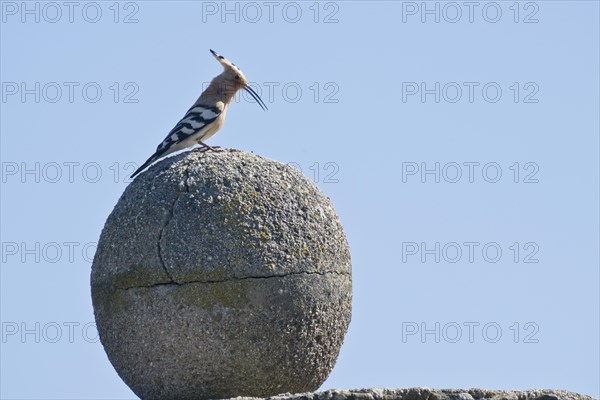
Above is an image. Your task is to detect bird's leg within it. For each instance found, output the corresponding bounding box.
[198,141,223,152]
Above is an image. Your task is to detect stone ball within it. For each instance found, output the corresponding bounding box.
[91,149,352,400]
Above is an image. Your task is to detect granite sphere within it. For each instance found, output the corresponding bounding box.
[91,149,352,400]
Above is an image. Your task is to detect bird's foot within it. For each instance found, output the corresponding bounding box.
[198,144,224,153]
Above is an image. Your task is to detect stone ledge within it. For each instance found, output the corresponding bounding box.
[225,388,596,400]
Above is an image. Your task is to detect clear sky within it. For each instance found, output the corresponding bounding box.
[1,1,599,399]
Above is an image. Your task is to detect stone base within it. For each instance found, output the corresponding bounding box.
[225,388,596,400]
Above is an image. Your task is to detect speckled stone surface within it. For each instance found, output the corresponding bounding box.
[91,149,352,400]
[224,388,596,400]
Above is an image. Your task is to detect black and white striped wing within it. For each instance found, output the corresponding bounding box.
[130,105,222,178]
[156,105,222,153]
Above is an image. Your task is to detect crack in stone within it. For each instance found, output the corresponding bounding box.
[120,269,349,291]
[156,165,190,283]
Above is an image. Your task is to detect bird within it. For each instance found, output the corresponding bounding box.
[130,49,267,178]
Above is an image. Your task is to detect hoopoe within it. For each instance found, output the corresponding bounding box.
[130,49,267,178]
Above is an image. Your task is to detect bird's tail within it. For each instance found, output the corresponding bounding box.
[130,152,162,178]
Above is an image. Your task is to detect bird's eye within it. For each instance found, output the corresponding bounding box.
[235,75,240,80]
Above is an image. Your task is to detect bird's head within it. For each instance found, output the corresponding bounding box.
[210,49,267,111]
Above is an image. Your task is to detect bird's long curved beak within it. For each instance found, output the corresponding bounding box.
[244,85,268,111]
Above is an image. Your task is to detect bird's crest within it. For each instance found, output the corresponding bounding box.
[210,49,243,75]
[209,49,267,111]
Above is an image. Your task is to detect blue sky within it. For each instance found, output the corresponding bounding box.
[1,1,599,399]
